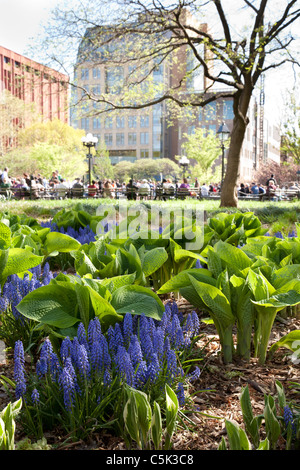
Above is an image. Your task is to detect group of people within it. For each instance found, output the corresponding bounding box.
[237,174,299,200]
[2,167,298,201]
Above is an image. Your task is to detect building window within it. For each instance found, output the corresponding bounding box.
[140,149,150,158]
[128,133,137,145]
[92,68,101,79]
[105,66,123,94]
[92,85,101,95]
[104,116,113,129]
[140,132,149,145]
[116,133,125,146]
[81,68,89,81]
[153,151,161,158]
[223,100,234,120]
[140,115,149,127]
[93,117,101,129]
[104,134,113,146]
[116,116,125,128]
[128,115,137,128]
[81,118,90,130]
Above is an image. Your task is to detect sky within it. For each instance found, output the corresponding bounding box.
[0,0,298,124]
[0,0,60,56]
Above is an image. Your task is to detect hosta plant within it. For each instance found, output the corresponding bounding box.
[158,240,300,364]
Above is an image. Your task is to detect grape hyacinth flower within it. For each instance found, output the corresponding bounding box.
[59,364,76,411]
[176,382,185,406]
[283,405,297,436]
[31,388,40,406]
[14,340,26,399]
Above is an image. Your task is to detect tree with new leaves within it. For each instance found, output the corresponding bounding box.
[33,0,300,206]
[179,128,228,183]
[280,80,300,164]
[3,119,87,179]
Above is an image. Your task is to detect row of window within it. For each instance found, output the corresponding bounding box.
[81,115,150,130]
[99,132,150,146]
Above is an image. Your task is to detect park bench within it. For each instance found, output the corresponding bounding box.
[137,187,151,200]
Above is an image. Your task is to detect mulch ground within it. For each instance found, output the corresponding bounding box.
[0,299,299,451]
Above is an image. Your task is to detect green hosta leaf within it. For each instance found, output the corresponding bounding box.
[44,232,81,256]
[269,330,300,357]
[111,285,164,320]
[165,384,179,450]
[0,249,43,284]
[257,438,270,450]
[206,246,223,278]
[123,393,141,448]
[214,240,252,276]
[264,399,281,449]
[87,286,122,327]
[100,273,136,292]
[224,419,252,450]
[71,250,98,277]
[0,222,11,250]
[16,284,79,329]
[188,275,234,329]
[246,269,274,301]
[252,290,300,310]
[151,401,163,450]
[157,269,215,294]
[142,247,168,278]
[240,385,260,448]
[74,283,91,330]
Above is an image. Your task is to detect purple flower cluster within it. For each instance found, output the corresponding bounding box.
[283,405,297,436]
[0,264,54,320]
[41,221,96,245]
[13,301,201,411]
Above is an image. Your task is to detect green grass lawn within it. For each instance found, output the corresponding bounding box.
[1,197,300,230]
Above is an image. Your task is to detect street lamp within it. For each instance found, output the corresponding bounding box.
[217,122,230,189]
[179,155,190,179]
[81,133,98,185]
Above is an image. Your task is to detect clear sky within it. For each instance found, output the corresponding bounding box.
[0,0,60,56]
[0,0,298,124]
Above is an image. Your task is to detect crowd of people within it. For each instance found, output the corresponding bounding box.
[1,167,299,200]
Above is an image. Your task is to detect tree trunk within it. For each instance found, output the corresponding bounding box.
[220,88,252,208]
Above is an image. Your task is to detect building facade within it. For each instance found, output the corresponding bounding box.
[70,17,280,182]
[70,16,211,165]
[0,45,69,124]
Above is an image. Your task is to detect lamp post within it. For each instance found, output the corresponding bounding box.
[217,122,230,189]
[179,155,190,179]
[81,133,98,185]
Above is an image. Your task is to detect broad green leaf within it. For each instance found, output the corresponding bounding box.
[0,249,43,283]
[157,268,215,294]
[111,285,164,320]
[0,222,11,250]
[269,330,300,356]
[16,284,79,329]
[214,240,252,274]
[142,247,168,278]
[87,286,122,327]
[44,231,81,255]
[188,275,235,329]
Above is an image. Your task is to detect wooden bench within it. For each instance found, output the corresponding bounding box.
[137,187,151,200]
[71,188,85,198]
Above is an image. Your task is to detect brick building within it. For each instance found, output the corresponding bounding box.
[0,45,69,132]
